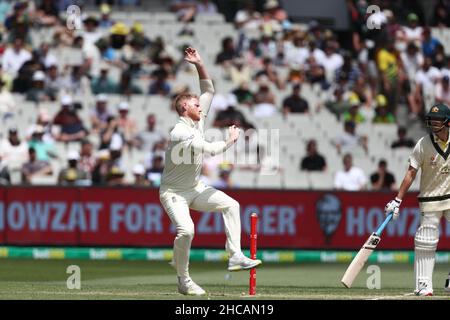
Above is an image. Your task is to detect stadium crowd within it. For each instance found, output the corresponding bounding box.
[0,0,449,190]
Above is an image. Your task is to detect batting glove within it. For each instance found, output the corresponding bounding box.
[385,197,402,220]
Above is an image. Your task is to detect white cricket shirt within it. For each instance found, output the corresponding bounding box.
[160,79,232,190]
[409,133,450,212]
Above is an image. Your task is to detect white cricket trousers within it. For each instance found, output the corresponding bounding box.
[414,210,450,291]
[159,181,242,278]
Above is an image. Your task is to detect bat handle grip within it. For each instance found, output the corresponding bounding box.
[375,213,393,236]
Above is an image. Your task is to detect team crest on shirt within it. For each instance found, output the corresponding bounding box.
[430,155,438,168]
[441,165,450,174]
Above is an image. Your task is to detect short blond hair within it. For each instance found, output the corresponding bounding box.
[173,94,197,115]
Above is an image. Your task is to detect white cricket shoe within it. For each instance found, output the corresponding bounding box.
[227,252,262,272]
[178,277,206,296]
[414,281,433,296]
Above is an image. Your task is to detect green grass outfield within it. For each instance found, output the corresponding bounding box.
[0,259,449,300]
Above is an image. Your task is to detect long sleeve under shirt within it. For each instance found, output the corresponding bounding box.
[160,79,233,190]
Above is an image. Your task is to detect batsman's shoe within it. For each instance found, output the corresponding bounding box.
[227,252,262,272]
[414,287,433,296]
[414,280,433,296]
[178,277,206,296]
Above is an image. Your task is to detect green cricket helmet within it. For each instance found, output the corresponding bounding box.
[425,103,450,132]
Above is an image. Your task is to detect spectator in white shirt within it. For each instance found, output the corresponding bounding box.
[1,37,31,77]
[0,127,28,170]
[410,57,441,117]
[334,153,368,191]
[435,75,450,106]
[400,42,423,83]
[401,13,423,44]
[318,42,343,83]
[333,120,368,155]
[234,0,261,31]
[38,42,57,69]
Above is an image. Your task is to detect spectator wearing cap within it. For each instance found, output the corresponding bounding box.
[391,127,415,149]
[28,125,56,161]
[132,163,149,186]
[342,93,365,124]
[334,153,367,191]
[91,94,112,133]
[401,13,423,44]
[26,70,51,102]
[117,101,137,146]
[0,127,28,169]
[110,22,129,50]
[27,108,54,144]
[282,83,309,114]
[133,114,165,152]
[370,159,396,191]
[106,164,126,186]
[300,139,327,172]
[57,150,89,186]
[372,94,395,124]
[21,147,53,185]
[333,120,368,155]
[98,3,115,29]
[435,75,450,106]
[261,0,288,35]
[1,37,31,77]
[53,95,88,142]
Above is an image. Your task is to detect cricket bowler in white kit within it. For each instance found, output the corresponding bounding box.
[385,103,450,296]
[159,47,262,296]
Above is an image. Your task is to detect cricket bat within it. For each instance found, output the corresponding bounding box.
[341,213,393,288]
